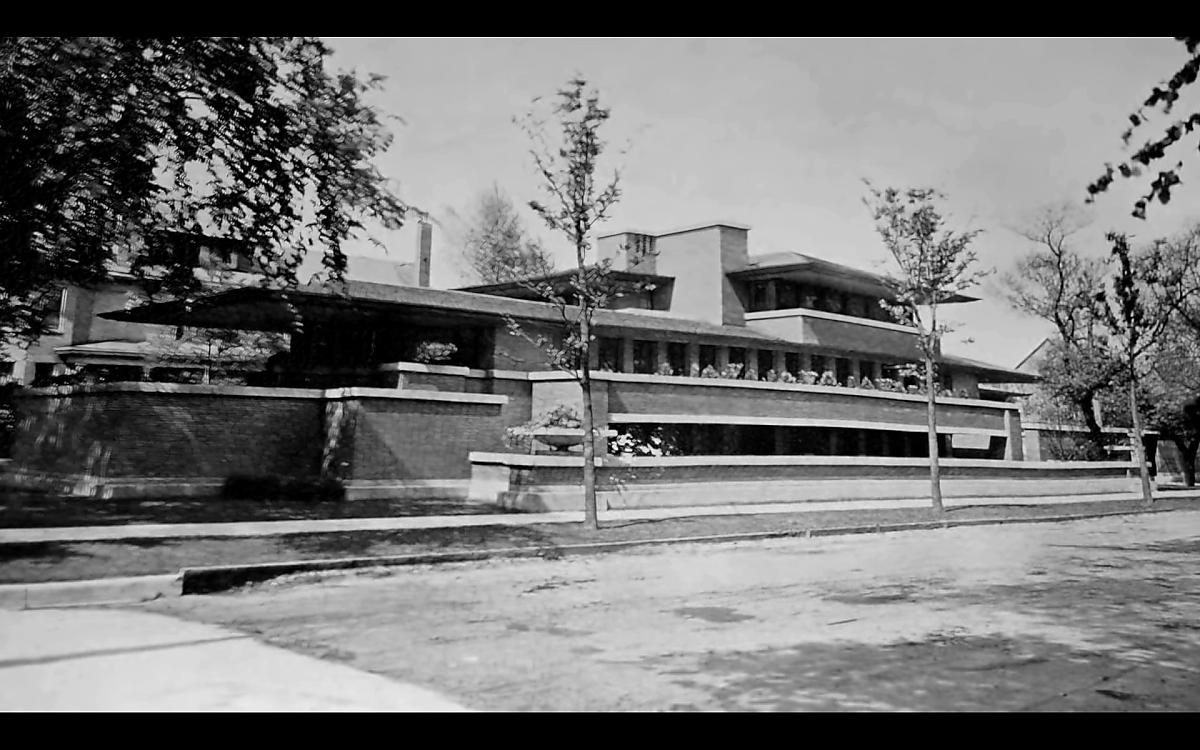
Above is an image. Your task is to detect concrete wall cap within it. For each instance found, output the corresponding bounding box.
[325,387,508,405]
[467,451,1137,471]
[15,381,508,406]
[526,370,1017,410]
[745,307,918,335]
[16,382,326,399]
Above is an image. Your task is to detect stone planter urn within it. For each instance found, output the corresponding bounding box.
[529,427,617,453]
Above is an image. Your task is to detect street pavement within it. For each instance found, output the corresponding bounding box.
[138,508,1200,711]
[0,607,467,711]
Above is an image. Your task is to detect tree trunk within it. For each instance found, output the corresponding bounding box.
[1078,392,1108,459]
[1177,437,1198,488]
[579,315,599,530]
[1129,379,1153,504]
[925,355,943,515]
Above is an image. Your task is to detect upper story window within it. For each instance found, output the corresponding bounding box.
[745,278,910,327]
[37,287,68,334]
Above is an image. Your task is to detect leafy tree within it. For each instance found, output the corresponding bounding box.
[145,326,287,384]
[450,184,555,284]
[865,184,988,514]
[1098,233,1175,503]
[1140,330,1200,486]
[0,37,408,350]
[1138,224,1200,485]
[511,77,624,530]
[1002,203,1121,454]
[1086,37,1200,218]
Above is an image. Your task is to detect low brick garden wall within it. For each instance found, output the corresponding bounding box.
[4,383,508,499]
[468,452,1142,512]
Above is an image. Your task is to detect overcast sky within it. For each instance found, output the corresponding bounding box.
[323,37,1199,369]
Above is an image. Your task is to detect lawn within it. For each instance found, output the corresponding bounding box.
[2,496,1197,586]
[0,491,520,529]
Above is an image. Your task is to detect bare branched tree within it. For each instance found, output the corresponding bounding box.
[511,76,624,530]
[1002,204,1120,451]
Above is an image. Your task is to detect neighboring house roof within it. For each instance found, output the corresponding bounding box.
[940,353,1040,384]
[1014,337,1054,373]
[729,252,979,304]
[53,338,266,365]
[344,256,416,286]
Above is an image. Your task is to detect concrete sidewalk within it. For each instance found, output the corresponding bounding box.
[4,489,1200,544]
[0,607,468,711]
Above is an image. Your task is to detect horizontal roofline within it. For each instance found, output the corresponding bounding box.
[598,220,751,239]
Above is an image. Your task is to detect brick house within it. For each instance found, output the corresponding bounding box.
[103,222,1037,463]
[16,221,1157,506]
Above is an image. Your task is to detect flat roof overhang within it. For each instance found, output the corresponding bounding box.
[457,269,675,301]
[728,260,979,304]
[99,281,796,348]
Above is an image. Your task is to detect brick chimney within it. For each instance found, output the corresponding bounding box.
[416,219,432,288]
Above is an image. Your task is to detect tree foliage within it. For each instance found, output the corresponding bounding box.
[864,183,988,513]
[451,184,555,285]
[1086,37,1200,218]
[0,37,408,349]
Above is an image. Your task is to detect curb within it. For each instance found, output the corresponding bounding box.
[178,505,1175,595]
[0,573,182,610]
[0,504,1180,606]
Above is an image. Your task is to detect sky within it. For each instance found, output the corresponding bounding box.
[321,37,1199,369]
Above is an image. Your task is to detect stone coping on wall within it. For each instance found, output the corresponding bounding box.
[607,413,1009,436]
[530,370,1020,411]
[15,381,508,405]
[744,306,918,335]
[375,360,1020,411]
[468,451,1136,471]
[378,362,534,381]
[1022,422,1140,434]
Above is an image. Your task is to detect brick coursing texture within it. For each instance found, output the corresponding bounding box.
[340,396,506,480]
[14,392,324,479]
[603,379,1010,431]
[12,389,511,484]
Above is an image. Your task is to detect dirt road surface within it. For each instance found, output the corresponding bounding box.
[148,510,1200,711]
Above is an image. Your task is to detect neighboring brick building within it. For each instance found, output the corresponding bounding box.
[1,234,425,388]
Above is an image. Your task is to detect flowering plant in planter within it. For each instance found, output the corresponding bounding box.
[535,403,582,429]
[413,341,458,364]
[818,370,839,387]
[718,363,744,380]
[799,370,818,385]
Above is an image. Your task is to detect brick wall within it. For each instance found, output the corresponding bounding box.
[13,385,324,480]
[8,384,512,495]
[602,377,1010,432]
[335,393,507,480]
